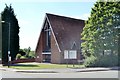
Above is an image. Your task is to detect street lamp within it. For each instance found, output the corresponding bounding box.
[1,21,11,68]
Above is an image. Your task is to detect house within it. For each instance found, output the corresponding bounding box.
[35,13,85,64]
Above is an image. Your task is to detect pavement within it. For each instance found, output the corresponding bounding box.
[0,66,119,73]
[8,67,119,73]
[0,63,120,73]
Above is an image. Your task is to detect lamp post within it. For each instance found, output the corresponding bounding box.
[1,21,11,67]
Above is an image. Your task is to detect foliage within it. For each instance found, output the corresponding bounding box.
[1,4,19,64]
[81,1,120,67]
[24,47,31,58]
[16,53,22,60]
[20,56,26,59]
[84,55,118,67]
[28,51,35,59]
[16,47,35,59]
[0,51,1,59]
[84,55,97,67]
[97,55,118,67]
[19,49,26,56]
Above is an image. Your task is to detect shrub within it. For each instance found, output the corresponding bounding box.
[20,56,26,59]
[28,51,35,59]
[84,55,97,67]
[16,54,22,60]
[96,55,118,67]
[84,55,118,67]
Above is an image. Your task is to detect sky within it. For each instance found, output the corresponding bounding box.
[0,0,96,50]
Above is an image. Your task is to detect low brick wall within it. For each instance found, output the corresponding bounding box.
[11,58,35,64]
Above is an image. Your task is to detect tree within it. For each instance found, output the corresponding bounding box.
[1,4,19,65]
[81,1,120,67]
[0,14,2,59]
[19,49,26,56]
[22,47,31,58]
[16,47,35,59]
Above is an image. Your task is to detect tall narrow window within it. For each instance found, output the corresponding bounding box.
[46,30,48,47]
[48,31,51,48]
[45,25,51,52]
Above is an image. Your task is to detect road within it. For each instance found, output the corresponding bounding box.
[1,70,119,78]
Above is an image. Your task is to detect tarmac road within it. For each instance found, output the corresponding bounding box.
[1,70,119,78]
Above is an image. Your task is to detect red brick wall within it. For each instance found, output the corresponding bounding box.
[36,31,82,64]
[36,31,49,63]
[35,32,44,62]
[51,32,82,64]
[11,59,35,64]
[51,32,61,64]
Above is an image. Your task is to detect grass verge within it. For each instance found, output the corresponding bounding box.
[7,63,85,70]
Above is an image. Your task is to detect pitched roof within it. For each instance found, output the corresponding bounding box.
[46,13,85,51]
[36,13,85,53]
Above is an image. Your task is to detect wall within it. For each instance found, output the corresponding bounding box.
[11,59,35,64]
[51,32,61,64]
[35,31,47,62]
[35,32,43,62]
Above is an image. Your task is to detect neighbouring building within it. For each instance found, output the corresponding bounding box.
[35,13,85,64]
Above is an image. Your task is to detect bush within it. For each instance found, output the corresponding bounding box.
[20,56,26,59]
[84,55,118,67]
[28,51,35,59]
[19,50,26,56]
[84,55,97,67]
[96,55,118,67]
[16,54,22,60]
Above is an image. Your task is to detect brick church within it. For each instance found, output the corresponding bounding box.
[35,13,85,64]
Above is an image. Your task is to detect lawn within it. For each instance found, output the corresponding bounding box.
[8,63,84,70]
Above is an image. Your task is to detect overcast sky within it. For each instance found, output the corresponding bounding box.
[0,0,96,50]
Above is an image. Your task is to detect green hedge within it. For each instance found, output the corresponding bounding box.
[84,55,118,67]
